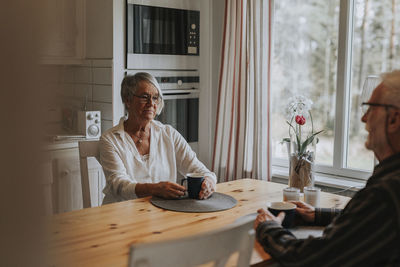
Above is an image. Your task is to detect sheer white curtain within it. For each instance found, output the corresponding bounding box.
[212,0,272,182]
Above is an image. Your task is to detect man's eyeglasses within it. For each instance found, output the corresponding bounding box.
[361,102,399,115]
[133,94,160,104]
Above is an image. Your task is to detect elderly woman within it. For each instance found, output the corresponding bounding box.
[100,72,216,204]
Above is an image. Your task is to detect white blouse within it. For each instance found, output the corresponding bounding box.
[100,117,217,204]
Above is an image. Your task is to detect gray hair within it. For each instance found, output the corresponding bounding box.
[381,70,400,108]
[121,72,164,115]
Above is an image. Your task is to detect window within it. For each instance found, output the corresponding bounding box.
[271,0,400,180]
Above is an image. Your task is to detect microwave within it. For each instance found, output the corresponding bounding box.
[126,0,200,70]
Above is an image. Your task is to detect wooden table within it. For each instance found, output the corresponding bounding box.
[48,179,350,267]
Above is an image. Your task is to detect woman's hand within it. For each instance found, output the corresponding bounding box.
[152,181,186,199]
[198,177,216,200]
[254,208,285,229]
[290,201,315,223]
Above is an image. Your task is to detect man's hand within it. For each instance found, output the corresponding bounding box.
[198,176,216,200]
[254,208,285,229]
[290,201,315,223]
[152,181,186,199]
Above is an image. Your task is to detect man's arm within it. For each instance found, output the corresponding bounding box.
[314,207,342,226]
[291,201,342,226]
[256,188,397,266]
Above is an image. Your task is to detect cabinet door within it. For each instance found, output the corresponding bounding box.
[40,161,54,215]
[51,147,105,213]
[53,148,83,213]
[41,0,85,63]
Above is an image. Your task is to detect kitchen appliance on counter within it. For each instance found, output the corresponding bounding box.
[126,70,199,152]
[126,0,200,70]
[77,111,101,139]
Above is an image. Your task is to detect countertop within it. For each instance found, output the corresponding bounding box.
[44,136,99,151]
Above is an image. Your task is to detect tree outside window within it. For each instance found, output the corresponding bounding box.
[271,0,400,178]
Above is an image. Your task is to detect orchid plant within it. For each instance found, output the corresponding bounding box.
[282,95,323,157]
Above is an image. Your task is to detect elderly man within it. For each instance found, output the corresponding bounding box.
[255,70,400,266]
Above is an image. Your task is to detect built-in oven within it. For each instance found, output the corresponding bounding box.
[126,70,199,152]
[126,0,200,70]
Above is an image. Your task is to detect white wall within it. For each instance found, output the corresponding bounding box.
[198,0,212,166]
[211,0,225,156]
[45,60,113,135]
[112,0,126,126]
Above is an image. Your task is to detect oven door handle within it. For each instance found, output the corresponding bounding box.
[162,91,199,100]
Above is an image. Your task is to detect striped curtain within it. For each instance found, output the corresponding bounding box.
[212,0,272,182]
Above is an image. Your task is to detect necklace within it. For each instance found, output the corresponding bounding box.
[124,121,149,145]
[128,130,146,144]
[135,132,144,143]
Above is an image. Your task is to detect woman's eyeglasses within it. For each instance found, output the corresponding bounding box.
[133,94,160,104]
[361,102,399,115]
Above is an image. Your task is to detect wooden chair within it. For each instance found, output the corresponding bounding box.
[78,140,101,208]
[128,217,256,267]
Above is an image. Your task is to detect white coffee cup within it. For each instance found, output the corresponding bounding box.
[283,187,300,201]
[304,186,321,207]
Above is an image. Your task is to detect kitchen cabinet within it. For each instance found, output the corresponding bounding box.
[41,0,86,64]
[45,143,105,213]
[40,161,55,215]
[52,148,82,212]
[85,0,113,58]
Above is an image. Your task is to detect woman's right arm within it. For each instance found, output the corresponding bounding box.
[100,136,138,200]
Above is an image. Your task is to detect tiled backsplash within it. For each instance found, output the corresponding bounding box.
[46,59,113,135]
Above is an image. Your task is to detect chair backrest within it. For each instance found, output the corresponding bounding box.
[128,217,256,267]
[78,140,101,209]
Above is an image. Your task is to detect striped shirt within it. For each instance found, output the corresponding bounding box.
[256,152,400,267]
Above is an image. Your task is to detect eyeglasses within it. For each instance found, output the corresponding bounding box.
[361,102,399,115]
[133,94,160,104]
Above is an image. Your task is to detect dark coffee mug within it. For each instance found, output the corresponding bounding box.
[267,202,296,228]
[181,173,204,199]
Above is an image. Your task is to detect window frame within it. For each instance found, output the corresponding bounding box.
[271,0,374,182]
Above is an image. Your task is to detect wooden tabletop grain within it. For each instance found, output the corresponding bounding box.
[48,179,350,267]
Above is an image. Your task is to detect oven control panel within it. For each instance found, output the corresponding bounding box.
[126,70,200,92]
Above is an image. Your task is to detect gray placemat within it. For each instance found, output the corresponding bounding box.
[150,192,237,213]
